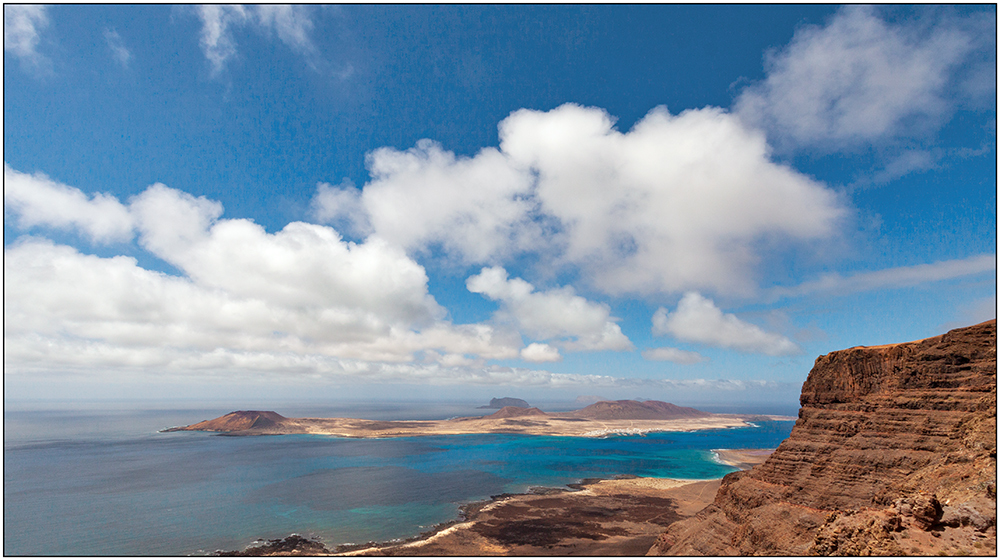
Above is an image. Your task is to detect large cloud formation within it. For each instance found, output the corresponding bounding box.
[316,103,848,297]
[4,168,531,380]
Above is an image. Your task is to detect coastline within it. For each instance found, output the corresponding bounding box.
[220,450,775,556]
[711,448,779,470]
[167,413,794,439]
[329,476,723,557]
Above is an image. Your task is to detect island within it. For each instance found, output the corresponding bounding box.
[477,397,531,409]
[164,399,789,438]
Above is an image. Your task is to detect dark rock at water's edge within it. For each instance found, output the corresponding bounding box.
[650,320,998,556]
[215,534,329,556]
[478,397,530,409]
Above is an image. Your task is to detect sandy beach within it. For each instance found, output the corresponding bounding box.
[712,448,779,470]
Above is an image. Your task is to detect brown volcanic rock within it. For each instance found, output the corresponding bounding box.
[572,400,709,420]
[487,406,548,419]
[176,410,287,432]
[650,320,997,556]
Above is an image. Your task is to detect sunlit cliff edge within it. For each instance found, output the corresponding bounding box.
[650,319,997,556]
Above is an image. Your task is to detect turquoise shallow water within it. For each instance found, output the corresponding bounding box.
[4,405,794,556]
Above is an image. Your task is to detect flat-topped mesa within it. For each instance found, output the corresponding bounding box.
[650,320,997,556]
[571,400,709,420]
[486,406,548,419]
[479,397,531,409]
[167,410,287,433]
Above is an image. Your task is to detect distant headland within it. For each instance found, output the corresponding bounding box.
[163,400,789,439]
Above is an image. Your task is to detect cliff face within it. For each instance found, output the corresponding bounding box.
[650,320,997,556]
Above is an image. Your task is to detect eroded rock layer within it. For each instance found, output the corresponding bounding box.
[650,320,997,556]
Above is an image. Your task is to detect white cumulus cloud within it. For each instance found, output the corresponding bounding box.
[735,6,995,149]
[354,140,542,263]
[467,266,633,352]
[311,179,372,238]
[3,163,134,243]
[652,292,801,356]
[3,179,538,380]
[501,104,847,296]
[521,342,562,363]
[314,103,847,297]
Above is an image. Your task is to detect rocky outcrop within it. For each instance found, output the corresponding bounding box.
[487,406,548,419]
[572,400,709,421]
[165,411,287,433]
[215,534,329,556]
[650,320,997,556]
[479,397,531,409]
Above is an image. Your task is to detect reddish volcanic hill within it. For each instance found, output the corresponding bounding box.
[650,320,997,556]
[487,406,548,419]
[181,410,287,432]
[570,400,709,420]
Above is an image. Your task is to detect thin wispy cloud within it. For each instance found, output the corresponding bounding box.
[641,347,707,365]
[103,28,131,68]
[194,4,317,75]
[735,6,995,151]
[3,5,50,71]
[769,254,997,301]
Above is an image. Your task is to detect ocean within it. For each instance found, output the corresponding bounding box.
[3,401,795,556]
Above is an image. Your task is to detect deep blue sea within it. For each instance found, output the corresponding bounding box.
[4,401,795,556]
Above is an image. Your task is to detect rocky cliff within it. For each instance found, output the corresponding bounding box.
[650,320,997,556]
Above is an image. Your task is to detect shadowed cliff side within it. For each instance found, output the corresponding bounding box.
[650,320,997,556]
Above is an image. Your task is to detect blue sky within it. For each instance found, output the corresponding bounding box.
[4,5,996,409]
